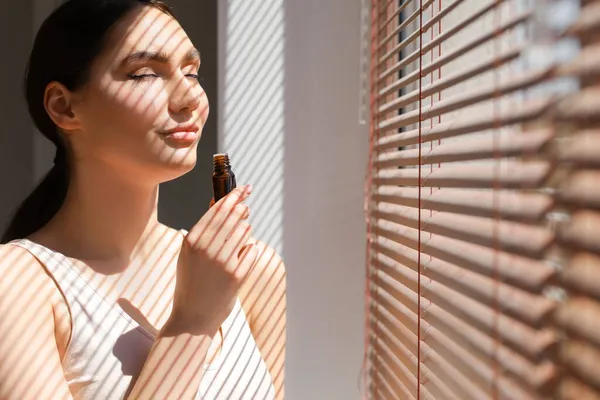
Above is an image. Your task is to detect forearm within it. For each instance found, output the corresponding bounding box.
[126,320,213,400]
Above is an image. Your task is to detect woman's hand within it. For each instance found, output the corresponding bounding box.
[166,185,258,336]
[209,196,253,256]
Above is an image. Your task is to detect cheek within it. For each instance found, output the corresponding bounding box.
[77,83,168,153]
[105,82,168,126]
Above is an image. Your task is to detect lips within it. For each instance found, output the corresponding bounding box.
[160,125,199,143]
[165,130,197,140]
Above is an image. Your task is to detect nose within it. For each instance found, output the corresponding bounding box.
[168,75,202,114]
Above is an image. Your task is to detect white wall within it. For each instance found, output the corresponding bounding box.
[218,0,285,255]
[219,1,368,399]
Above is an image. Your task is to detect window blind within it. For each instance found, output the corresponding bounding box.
[365,0,600,398]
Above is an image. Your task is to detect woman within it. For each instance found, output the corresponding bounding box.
[0,0,286,399]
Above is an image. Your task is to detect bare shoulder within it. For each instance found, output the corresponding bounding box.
[0,243,55,294]
[251,240,286,276]
[0,244,73,399]
[0,243,68,332]
[239,239,287,398]
[240,240,286,314]
[0,243,62,319]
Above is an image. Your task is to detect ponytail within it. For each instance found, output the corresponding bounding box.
[1,150,69,243]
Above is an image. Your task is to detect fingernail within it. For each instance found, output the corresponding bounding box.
[239,244,255,258]
[246,184,253,194]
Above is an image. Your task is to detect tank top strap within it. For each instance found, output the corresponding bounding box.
[8,238,82,288]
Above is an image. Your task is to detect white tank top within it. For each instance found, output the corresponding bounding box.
[9,238,276,400]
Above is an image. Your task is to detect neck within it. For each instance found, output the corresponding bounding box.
[42,161,162,263]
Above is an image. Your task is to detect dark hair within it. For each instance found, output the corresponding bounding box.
[1,0,173,243]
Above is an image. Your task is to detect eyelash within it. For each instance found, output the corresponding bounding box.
[127,73,200,81]
[127,73,157,81]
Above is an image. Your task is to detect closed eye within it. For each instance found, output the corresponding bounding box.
[127,73,159,81]
[126,72,199,82]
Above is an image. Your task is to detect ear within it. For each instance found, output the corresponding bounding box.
[44,81,83,132]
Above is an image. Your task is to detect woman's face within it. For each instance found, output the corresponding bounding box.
[68,5,209,183]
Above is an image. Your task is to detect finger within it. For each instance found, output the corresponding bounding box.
[239,204,250,220]
[210,204,250,247]
[234,243,259,282]
[238,243,254,258]
[218,221,252,266]
[214,185,252,211]
[206,185,252,231]
[193,204,248,256]
[209,198,215,208]
[222,203,249,222]
[190,185,252,244]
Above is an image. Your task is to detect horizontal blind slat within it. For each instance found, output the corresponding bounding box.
[374,187,553,222]
[566,1,600,38]
[555,131,600,167]
[378,0,461,52]
[379,24,421,67]
[370,250,558,359]
[377,0,415,35]
[373,313,547,399]
[371,288,554,385]
[424,297,556,365]
[555,88,600,123]
[558,171,600,209]
[370,323,419,395]
[377,0,468,67]
[560,252,600,300]
[373,205,554,258]
[371,334,460,400]
[555,298,600,348]
[370,261,559,392]
[379,69,551,132]
[559,211,600,254]
[423,324,557,396]
[370,368,407,400]
[378,1,522,82]
[374,238,556,325]
[372,288,420,338]
[371,345,417,398]
[559,377,600,400]
[376,99,552,150]
[371,222,555,291]
[378,0,426,52]
[379,46,522,115]
[557,43,600,81]
[375,130,553,168]
[373,307,523,400]
[372,270,418,313]
[374,161,551,189]
[420,345,491,400]
[379,11,530,98]
[559,340,600,391]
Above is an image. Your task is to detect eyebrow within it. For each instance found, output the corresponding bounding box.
[119,48,201,67]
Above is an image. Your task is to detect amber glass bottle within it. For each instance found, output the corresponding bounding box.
[212,153,237,202]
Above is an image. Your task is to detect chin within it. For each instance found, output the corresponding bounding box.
[156,147,198,182]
